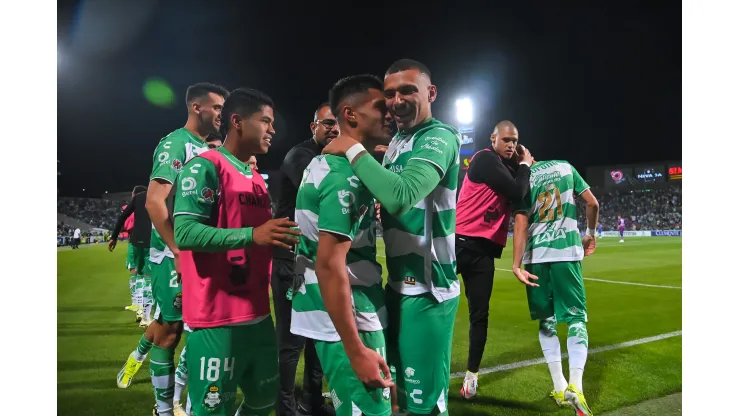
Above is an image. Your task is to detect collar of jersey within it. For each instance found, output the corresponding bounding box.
[397,117,437,136]
[217,146,252,175]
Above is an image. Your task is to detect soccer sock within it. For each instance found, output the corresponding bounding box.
[567,321,589,392]
[129,272,137,305]
[150,345,176,416]
[134,334,153,362]
[174,346,188,403]
[135,276,144,308]
[142,275,153,320]
[539,317,568,392]
[185,396,191,414]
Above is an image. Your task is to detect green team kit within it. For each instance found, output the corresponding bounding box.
[516,160,591,324]
[379,118,461,414]
[149,128,210,323]
[126,242,149,310]
[291,154,390,416]
[173,147,279,416]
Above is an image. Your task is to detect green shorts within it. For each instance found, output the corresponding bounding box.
[186,317,278,416]
[149,256,182,322]
[525,261,588,324]
[125,243,148,275]
[315,331,391,416]
[385,288,458,415]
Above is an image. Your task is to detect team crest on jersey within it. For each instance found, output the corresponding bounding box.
[203,385,221,409]
[171,159,183,172]
[173,292,182,310]
[200,187,215,203]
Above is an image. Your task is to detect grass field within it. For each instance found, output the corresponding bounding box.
[57,237,682,415]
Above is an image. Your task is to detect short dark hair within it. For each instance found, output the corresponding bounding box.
[328,74,384,118]
[385,58,432,79]
[222,88,275,129]
[132,185,147,195]
[185,82,230,107]
[206,132,222,142]
[314,101,330,120]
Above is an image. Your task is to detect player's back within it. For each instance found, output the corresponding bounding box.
[292,154,384,341]
[519,160,590,264]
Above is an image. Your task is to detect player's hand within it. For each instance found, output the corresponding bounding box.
[253,218,302,249]
[108,239,117,252]
[516,144,534,166]
[322,136,359,158]
[512,266,539,287]
[582,234,596,256]
[348,346,395,389]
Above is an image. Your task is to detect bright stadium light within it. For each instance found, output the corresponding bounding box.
[456,98,473,125]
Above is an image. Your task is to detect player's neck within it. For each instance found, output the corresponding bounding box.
[223,134,254,164]
[183,117,209,141]
[339,131,373,153]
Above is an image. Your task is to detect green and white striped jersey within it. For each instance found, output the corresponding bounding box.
[290,155,384,342]
[149,128,210,264]
[516,160,590,264]
[380,118,461,302]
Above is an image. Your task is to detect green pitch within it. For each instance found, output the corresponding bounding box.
[57,237,682,415]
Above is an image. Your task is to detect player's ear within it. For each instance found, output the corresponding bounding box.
[343,106,357,127]
[309,121,318,134]
[231,113,242,131]
[191,101,201,115]
[428,85,437,103]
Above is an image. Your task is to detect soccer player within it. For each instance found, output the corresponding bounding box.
[174,87,299,416]
[290,75,394,416]
[617,216,625,242]
[110,185,158,389]
[596,222,603,239]
[273,102,338,416]
[455,120,534,399]
[113,186,153,325]
[511,159,599,416]
[121,202,139,314]
[206,132,224,149]
[146,82,229,416]
[323,59,461,415]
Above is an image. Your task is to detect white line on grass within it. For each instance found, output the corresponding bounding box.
[494,267,682,289]
[449,330,682,379]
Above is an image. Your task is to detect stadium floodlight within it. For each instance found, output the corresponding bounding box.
[456,98,473,125]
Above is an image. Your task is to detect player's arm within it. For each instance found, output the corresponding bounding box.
[468,151,531,201]
[281,147,314,188]
[572,165,599,255]
[346,131,458,216]
[108,202,135,251]
[146,139,186,256]
[314,175,392,388]
[174,159,299,251]
[512,210,538,287]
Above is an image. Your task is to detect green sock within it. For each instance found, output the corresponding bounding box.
[134,334,153,361]
[150,345,175,415]
[129,272,136,304]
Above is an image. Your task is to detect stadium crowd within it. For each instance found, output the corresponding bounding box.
[577,184,682,231]
[57,197,126,230]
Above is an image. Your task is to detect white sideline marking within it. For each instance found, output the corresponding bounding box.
[494,267,682,289]
[450,330,682,379]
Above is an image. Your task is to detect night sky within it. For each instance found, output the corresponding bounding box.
[57,1,680,197]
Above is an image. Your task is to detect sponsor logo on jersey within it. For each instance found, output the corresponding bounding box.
[200,187,215,203]
[404,276,416,285]
[388,165,404,173]
[337,190,355,209]
[534,227,567,245]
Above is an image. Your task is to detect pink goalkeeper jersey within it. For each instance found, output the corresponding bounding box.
[181,151,273,329]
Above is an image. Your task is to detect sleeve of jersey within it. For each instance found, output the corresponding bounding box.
[173,159,254,252]
[572,166,590,194]
[316,172,356,241]
[351,154,440,217]
[150,138,186,184]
